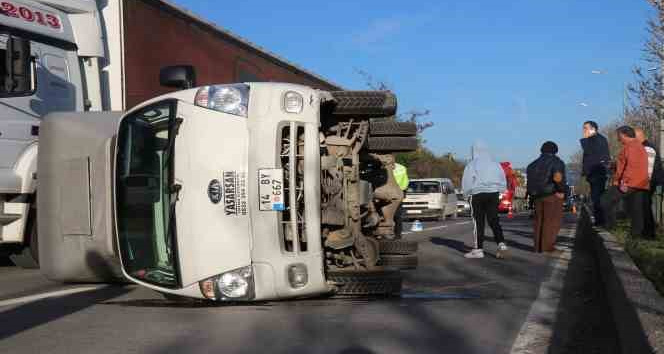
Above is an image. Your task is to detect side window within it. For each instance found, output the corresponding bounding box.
[40,51,75,111]
[0,34,35,97]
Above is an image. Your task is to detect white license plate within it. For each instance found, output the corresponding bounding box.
[258,169,285,211]
[407,210,422,214]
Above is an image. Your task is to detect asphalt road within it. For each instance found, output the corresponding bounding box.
[0,214,572,354]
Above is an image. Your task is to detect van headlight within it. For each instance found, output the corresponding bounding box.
[194,84,249,117]
[198,265,255,301]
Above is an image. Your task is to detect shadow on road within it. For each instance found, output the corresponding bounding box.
[430,237,466,253]
[0,285,131,341]
[546,210,620,354]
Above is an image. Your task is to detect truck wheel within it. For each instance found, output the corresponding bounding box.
[327,91,397,118]
[379,240,418,255]
[8,207,39,269]
[369,120,417,137]
[328,269,402,297]
[366,137,418,152]
[378,254,418,270]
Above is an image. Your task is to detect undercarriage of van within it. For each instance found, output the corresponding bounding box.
[311,92,419,295]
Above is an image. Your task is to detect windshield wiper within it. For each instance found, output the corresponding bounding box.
[162,117,183,171]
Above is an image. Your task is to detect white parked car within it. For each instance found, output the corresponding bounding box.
[402,178,458,220]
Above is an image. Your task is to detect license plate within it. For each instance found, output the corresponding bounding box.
[258,169,285,211]
[407,210,422,214]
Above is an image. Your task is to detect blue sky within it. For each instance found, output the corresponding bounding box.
[173,0,654,167]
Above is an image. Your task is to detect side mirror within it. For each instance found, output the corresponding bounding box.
[160,65,196,90]
[4,35,31,93]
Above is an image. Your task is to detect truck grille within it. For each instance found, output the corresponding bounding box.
[280,123,307,253]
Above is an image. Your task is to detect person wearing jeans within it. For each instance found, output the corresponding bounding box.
[462,141,508,259]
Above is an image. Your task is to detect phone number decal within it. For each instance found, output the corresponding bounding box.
[1,2,62,30]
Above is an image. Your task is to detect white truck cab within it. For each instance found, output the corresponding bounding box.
[403,178,458,221]
[39,75,420,301]
[1,0,105,266]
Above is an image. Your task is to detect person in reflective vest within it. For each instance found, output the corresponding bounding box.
[393,162,409,238]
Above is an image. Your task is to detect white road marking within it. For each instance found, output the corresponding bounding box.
[403,224,448,235]
[455,221,472,225]
[0,286,105,308]
[510,226,575,354]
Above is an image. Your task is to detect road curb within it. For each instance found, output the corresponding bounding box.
[579,205,664,353]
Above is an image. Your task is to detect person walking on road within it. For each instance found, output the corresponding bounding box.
[462,141,508,259]
[635,128,662,239]
[393,162,409,239]
[526,141,568,253]
[580,121,611,226]
[611,126,650,238]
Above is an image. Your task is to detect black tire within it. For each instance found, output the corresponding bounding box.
[328,269,402,296]
[378,254,418,270]
[379,240,418,255]
[369,120,417,136]
[328,91,397,118]
[366,137,418,152]
[9,207,39,269]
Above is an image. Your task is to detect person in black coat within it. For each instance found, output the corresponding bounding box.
[527,141,568,252]
[580,121,610,226]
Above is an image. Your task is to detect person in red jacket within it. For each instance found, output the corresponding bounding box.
[612,126,650,238]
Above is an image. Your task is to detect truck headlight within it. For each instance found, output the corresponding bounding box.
[195,84,249,117]
[198,265,254,301]
[283,91,303,113]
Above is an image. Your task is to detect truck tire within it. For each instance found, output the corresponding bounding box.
[8,207,39,269]
[369,120,417,137]
[378,254,418,270]
[379,240,418,255]
[328,91,397,118]
[328,269,402,296]
[366,137,418,152]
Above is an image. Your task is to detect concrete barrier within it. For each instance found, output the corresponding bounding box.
[579,206,664,353]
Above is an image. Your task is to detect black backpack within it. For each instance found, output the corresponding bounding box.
[526,156,555,197]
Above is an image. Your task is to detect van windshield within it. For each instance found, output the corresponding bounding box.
[407,181,442,194]
[116,101,179,288]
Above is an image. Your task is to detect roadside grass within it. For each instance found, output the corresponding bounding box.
[610,221,664,296]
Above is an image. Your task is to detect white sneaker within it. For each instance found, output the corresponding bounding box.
[464,249,484,259]
[498,242,508,251]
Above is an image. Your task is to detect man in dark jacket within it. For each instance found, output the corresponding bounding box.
[580,121,610,226]
[527,141,568,253]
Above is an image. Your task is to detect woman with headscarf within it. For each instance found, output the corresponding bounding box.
[462,141,509,259]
